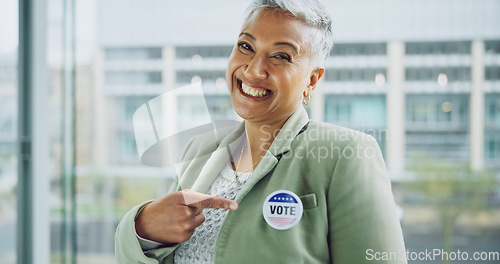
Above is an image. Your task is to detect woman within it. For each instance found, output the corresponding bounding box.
[115,0,407,263]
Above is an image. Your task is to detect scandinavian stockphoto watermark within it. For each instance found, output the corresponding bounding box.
[366,249,500,262]
[275,140,379,161]
[133,82,389,167]
[259,124,387,143]
[259,124,386,162]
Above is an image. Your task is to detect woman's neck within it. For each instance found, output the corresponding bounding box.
[242,116,289,168]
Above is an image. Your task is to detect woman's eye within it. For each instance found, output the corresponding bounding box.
[273,53,291,62]
[238,42,253,53]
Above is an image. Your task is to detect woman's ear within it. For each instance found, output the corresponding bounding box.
[308,67,325,92]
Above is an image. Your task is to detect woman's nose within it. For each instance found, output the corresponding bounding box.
[244,55,268,80]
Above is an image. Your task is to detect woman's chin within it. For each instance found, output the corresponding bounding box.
[234,108,262,121]
[231,95,269,121]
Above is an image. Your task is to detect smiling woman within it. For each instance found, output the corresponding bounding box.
[115,0,407,263]
[227,9,323,130]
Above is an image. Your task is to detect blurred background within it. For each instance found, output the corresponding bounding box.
[0,0,499,263]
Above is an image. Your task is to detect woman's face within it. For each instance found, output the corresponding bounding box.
[226,8,323,125]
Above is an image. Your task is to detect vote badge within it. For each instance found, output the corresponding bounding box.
[262,190,303,230]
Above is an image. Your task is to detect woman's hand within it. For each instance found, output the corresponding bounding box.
[134,189,238,246]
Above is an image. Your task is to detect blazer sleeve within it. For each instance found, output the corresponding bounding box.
[114,201,178,264]
[114,136,198,263]
[327,136,407,264]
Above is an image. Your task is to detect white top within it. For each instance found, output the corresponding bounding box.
[134,162,252,263]
[173,162,252,264]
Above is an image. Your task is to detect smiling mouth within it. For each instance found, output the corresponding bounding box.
[239,81,271,98]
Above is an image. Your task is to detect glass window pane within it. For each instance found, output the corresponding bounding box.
[0,0,18,263]
[37,1,500,263]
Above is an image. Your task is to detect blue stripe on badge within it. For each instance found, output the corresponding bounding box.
[268,193,298,203]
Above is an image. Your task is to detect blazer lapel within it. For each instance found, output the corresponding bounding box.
[235,106,310,202]
[190,123,246,193]
[186,106,309,197]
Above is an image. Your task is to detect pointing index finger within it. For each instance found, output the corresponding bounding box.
[180,189,238,210]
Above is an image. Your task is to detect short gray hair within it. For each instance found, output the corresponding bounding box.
[245,0,333,66]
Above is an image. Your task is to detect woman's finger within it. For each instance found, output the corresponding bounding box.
[180,189,238,210]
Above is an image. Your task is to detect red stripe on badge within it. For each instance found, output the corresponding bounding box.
[268,217,296,227]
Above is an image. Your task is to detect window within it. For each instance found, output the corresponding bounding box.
[485,66,500,80]
[325,95,386,127]
[405,94,469,129]
[485,40,500,55]
[120,96,154,123]
[106,71,162,85]
[0,98,15,138]
[324,95,387,155]
[406,41,471,55]
[485,93,500,165]
[406,67,471,82]
[485,132,500,164]
[324,68,386,82]
[176,70,226,84]
[118,132,139,162]
[176,46,233,58]
[405,95,470,163]
[114,96,155,164]
[330,43,386,56]
[177,95,213,131]
[106,47,162,61]
[485,94,500,127]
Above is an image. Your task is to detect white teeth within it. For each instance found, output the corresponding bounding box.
[241,82,270,98]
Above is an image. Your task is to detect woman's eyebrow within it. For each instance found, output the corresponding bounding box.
[239,32,298,53]
[274,42,298,53]
[239,32,256,40]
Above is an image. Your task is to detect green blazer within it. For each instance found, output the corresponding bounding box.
[115,106,407,264]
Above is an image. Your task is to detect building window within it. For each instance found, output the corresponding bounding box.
[118,132,139,163]
[485,133,500,163]
[0,55,17,84]
[324,68,386,82]
[405,67,471,82]
[0,98,15,138]
[114,96,154,164]
[485,94,500,127]
[324,95,387,155]
[176,70,226,84]
[485,93,500,165]
[177,95,212,131]
[405,95,470,163]
[406,94,469,129]
[485,40,500,55]
[485,66,500,80]
[106,47,162,60]
[325,99,351,124]
[406,41,471,55]
[330,43,386,56]
[176,46,233,58]
[106,71,162,85]
[118,96,154,124]
[325,95,386,128]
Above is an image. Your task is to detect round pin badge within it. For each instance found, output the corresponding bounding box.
[262,190,303,230]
